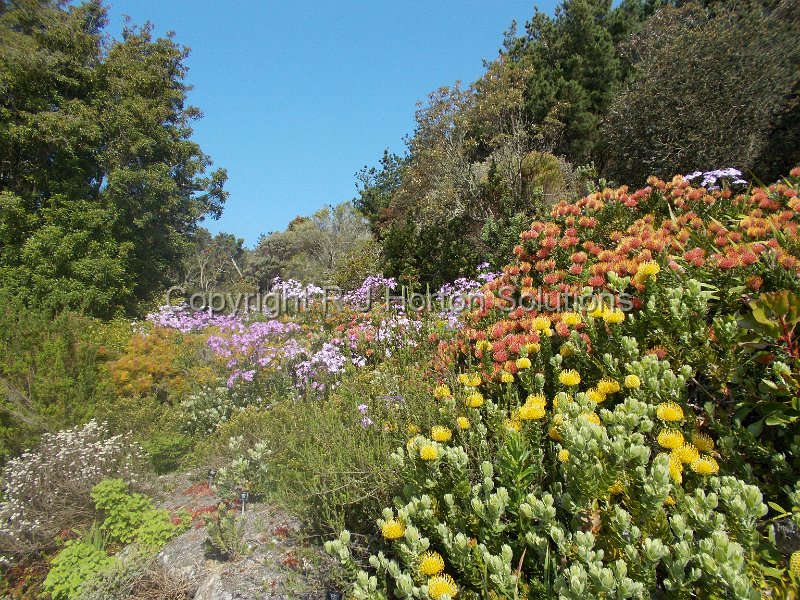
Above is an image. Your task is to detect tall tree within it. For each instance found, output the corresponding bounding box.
[0,0,227,317]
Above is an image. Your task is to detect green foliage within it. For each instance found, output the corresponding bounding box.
[43,534,114,600]
[91,479,188,549]
[0,0,227,317]
[203,503,250,560]
[603,2,800,184]
[141,433,194,475]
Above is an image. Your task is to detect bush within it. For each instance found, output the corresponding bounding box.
[91,479,188,550]
[0,421,148,560]
[42,527,114,600]
[203,503,249,560]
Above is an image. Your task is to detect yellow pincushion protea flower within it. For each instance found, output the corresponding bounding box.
[468,373,482,387]
[419,551,445,576]
[558,449,570,463]
[465,392,484,408]
[581,412,601,426]
[431,426,452,443]
[456,416,470,430]
[672,443,700,465]
[519,403,546,420]
[635,260,661,283]
[428,574,458,599]
[602,308,625,324]
[586,388,606,404]
[562,312,582,326]
[657,429,685,450]
[656,402,684,422]
[692,431,715,452]
[624,374,641,389]
[597,378,620,395]
[559,369,581,386]
[527,393,547,407]
[382,518,406,540]
[690,455,719,475]
[433,384,452,399]
[475,340,492,353]
[504,418,521,432]
[500,371,514,383]
[525,342,541,354]
[407,424,420,435]
[548,425,562,441]
[419,444,439,461]
[662,452,684,484]
[532,316,551,331]
[457,374,469,386]
[559,343,576,357]
[790,551,800,577]
[515,357,532,370]
[664,495,676,506]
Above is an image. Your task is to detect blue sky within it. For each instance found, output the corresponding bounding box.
[104,1,551,247]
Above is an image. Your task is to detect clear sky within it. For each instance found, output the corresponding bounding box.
[103,1,552,247]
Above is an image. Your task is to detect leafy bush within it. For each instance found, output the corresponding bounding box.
[91,479,188,550]
[42,526,114,600]
[203,503,250,560]
[180,384,255,435]
[0,421,147,559]
[214,437,271,498]
[141,433,194,475]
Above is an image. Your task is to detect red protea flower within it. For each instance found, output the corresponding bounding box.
[717,256,737,269]
[648,346,668,360]
[493,349,509,363]
[588,275,605,287]
[569,264,583,275]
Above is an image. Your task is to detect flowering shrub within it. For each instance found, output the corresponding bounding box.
[180,385,259,435]
[326,168,800,597]
[0,421,147,559]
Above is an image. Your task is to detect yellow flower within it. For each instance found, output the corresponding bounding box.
[433,384,452,400]
[548,425,562,441]
[407,424,420,435]
[552,413,564,426]
[475,340,492,353]
[468,373,482,387]
[532,316,551,331]
[558,449,570,463]
[581,412,601,426]
[500,371,514,384]
[597,378,620,395]
[519,403,546,420]
[672,443,700,465]
[608,481,624,495]
[656,402,684,422]
[504,418,521,432]
[591,303,607,318]
[586,388,606,404]
[526,393,547,407]
[635,260,661,284]
[428,574,458,599]
[420,444,439,461]
[602,308,625,324]
[562,312,582,326]
[559,369,581,386]
[381,519,405,540]
[456,416,470,430]
[465,392,484,408]
[559,343,576,357]
[419,551,445,576]
[516,357,532,370]
[692,431,715,452]
[457,374,469,386]
[657,429,684,450]
[431,426,452,443]
[525,342,541,354]
[664,495,676,506]
[790,551,800,577]
[658,452,684,484]
[624,374,641,389]
[690,455,719,475]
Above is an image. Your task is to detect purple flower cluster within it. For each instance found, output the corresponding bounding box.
[206,320,303,388]
[685,168,748,189]
[343,275,398,309]
[294,340,349,394]
[270,277,325,301]
[145,304,240,333]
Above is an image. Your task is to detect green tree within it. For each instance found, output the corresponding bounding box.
[0,0,227,317]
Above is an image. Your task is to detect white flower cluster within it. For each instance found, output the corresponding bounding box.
[0,420,147,559]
